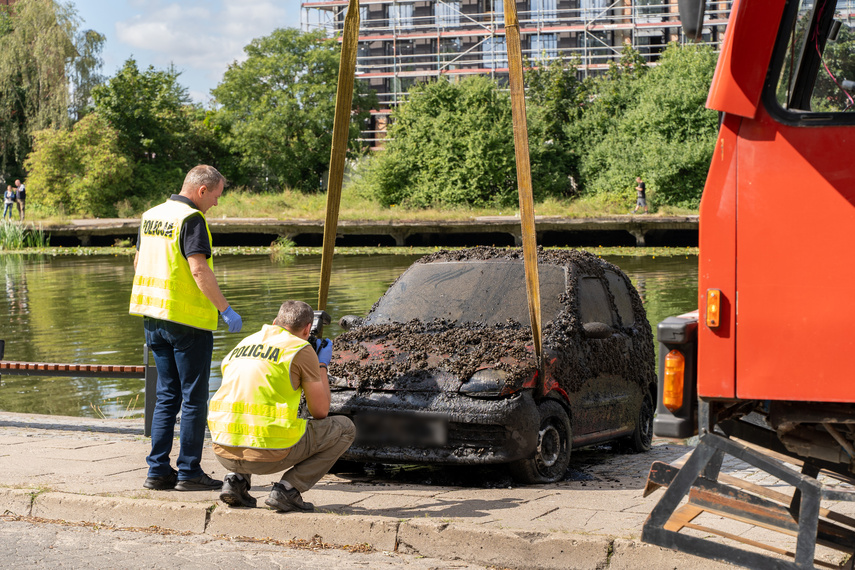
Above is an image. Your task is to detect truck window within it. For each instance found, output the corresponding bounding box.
[577,276,616,326]
[605,271,636,327]
[769,0,855,121]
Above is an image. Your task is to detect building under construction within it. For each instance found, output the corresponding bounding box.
[301,0,731,146]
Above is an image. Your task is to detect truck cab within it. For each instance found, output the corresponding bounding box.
[643,1,855,568]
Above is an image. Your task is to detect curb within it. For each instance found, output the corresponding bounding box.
[0,488,731,570]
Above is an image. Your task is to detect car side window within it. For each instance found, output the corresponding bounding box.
[605,271,635,327]
[577,276,616,326]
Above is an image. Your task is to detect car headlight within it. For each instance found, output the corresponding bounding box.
[459,368,512,398]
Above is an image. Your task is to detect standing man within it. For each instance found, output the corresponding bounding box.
[208,300,355,512]
[130,165,243,492]
[633,176,648,214]
[14,179,25,221]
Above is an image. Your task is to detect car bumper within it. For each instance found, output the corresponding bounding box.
[329,389,539,465]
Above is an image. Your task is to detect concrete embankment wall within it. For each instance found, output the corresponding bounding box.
[38,216,698,248]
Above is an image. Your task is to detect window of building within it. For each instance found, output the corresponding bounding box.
[440,37,464,69]
[436,1,461,27]
[530,33,558,61]
[483,35,508,69]
[634,0,660,17]
[388,3,414,28]
[581,0,609,21]
[357,43,372,74]
[530,0,557,20]
[492,0,505,24]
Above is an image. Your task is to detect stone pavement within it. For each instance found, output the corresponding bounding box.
[0,411,851,570]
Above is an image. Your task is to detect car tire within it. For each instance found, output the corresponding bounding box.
[627,391,654,453]
[509,400,572,484]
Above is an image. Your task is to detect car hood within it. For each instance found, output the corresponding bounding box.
[329,320,535,392]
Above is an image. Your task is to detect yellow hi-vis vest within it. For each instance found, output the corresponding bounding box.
[208,325,311,449]
[129,199,218,331]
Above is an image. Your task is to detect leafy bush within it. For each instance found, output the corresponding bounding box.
[24,113,133,217]
[573,44,718,209]
[363,76,518,208]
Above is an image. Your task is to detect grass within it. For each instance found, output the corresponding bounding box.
[209,186,698,221]
[18,180,699,225]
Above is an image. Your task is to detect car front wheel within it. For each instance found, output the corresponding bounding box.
[509,400,571,484]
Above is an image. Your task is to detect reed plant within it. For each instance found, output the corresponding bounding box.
[26,224,50,248]
[0,220,26,250]
[0,221,51,250]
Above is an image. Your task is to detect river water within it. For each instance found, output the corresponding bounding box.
[0,251,697,418]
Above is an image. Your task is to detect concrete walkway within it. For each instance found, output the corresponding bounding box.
[0,411,850,569]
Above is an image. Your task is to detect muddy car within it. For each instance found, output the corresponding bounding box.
[328,247,656,484]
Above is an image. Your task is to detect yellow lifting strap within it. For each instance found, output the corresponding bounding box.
[318,0,543,368]
[504,0,544,366]
[318,0,360,312]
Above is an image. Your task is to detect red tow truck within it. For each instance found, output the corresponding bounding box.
[641,0,855,568]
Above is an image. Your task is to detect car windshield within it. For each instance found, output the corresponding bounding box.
[365,261,568,326]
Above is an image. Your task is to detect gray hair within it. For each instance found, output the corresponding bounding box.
[181,165,225,193]
[274,301,314,332]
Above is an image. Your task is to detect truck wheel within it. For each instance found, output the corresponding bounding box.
[509,400,572,484]
[628,392,654,453]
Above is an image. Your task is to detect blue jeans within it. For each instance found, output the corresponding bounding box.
[144,318,213,480]
[2,203,12,219]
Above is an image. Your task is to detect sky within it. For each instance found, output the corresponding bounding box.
[72,0,303,105]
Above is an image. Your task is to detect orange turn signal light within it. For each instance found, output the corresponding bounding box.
[663,350,685,413]
[706,289,721,329]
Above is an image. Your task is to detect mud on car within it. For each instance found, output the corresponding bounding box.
[328,247,656,484]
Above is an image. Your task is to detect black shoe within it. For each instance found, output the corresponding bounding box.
[220,474,257,508]
[175,473,223,491]
[144,468,177,490]
[264,482,314,512]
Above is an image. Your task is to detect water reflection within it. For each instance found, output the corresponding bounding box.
[0,251,697,418]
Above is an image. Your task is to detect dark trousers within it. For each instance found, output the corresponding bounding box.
[144,318,213,480]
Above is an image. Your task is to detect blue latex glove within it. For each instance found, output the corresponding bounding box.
[314,338,333,366]
[220,306,242,333]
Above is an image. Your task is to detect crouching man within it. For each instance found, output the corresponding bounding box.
[208,300,355,512]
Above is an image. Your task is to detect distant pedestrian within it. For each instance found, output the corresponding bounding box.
[632,176,648,214]
[14,179,25,221]
[3,185,15,220]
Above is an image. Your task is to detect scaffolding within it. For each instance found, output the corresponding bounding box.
[301,0,731,147]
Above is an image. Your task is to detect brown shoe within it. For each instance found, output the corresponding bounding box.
[264,482,314,512]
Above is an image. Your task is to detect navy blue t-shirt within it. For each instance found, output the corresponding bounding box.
[137,195,211,259]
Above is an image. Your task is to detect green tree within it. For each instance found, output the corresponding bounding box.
[364,75,517,207]
[525,55,587,197]
[211,28,376,192]
[0,0,79,176]
[573,44,718,209]
[92,59,223,200]
[69,29,107,121]
[24,113,133,216]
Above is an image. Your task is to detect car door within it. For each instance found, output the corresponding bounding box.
[574,273,635,438]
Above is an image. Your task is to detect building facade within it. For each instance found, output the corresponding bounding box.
[301,0,731,146]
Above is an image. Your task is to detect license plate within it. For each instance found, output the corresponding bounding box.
[354,413,447,447]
